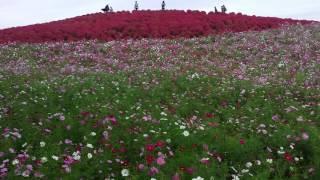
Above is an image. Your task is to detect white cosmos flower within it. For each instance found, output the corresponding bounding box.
[183,130,190,137]
[72,151,81,160]
[191,73,200,79]
[278,61,285,68]
[41,157,48,163]
[22,170,30,177]
[255,160,261,165]
[52,155,59,161]
[12,159,19,165]
[90,132,96,136]
[231,175,240,180]
[86,144,94,148]
[241,169,249,173]
[87,153,93,159]
[160,112,167,116]
[245,162,253,168]
[192,176,204,180]
[266,158,273,164]
[40,141,46,147]
[296,116,304,122]
[121,169,129,177]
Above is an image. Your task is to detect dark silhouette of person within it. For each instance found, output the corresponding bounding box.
[102,4,110,13]
[134,1,139,11]
[221,5,227,13]
[162,1,166,10]
[214,6,218,13]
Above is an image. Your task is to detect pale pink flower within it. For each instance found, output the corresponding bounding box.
[62,165,71,173]
[302,132,309,140]
[272,115,279,121]
[156,156,166,166]
[149,167,159,176]
[34,171,44,178]
[105,115,117,125]
[200,157,210,164]
[172,173,180,180]
[64,139,72,144]
[59,115,65,121]
[64,156,75,165]
[138,164,145,171]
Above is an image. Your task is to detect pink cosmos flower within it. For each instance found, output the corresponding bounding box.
[26,164,33,171]
[240,139,245,145]
[59,115,65,121]
[80,120,86,125]
[143,115,152,121]
[172,173,180,180]
[0,168,8,178]
[272,115,279,121]
[156,140,165,148]
[34,172,44,178]
[22,170,31,177]
[62,164,72,173]
[64,156,75,165]
[80,111,90,117]
[185,167,195,175]
[206,113,215,118]
[146,155,155,165]
[145,144,156,152]
[138,164,145,171]
[105,115,117,125]
[301,132,309,140]
[156,156,166,166]
[64,139,72,144]
[149,166,159,176]
[284,152,293,162]
[17,153,29,164]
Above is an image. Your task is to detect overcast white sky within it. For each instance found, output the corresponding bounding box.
[0,0,319,29]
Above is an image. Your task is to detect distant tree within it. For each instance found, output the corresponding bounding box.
[214,6,218,13]
[110,6,114,12]
[221,5,227,13]
[134,1,139,11]
[161,1,166,10]
[102,4,110,13]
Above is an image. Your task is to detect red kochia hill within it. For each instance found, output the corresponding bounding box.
[0,10,312,43]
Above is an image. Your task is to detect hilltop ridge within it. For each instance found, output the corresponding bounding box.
[0,10,313,43]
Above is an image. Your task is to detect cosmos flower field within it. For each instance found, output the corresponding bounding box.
[0,23,319,179]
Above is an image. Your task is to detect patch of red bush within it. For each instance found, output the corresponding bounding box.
[0,10,312,43]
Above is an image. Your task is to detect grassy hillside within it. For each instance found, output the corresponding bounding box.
[0,24,319,179]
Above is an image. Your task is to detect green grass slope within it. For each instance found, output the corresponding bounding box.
[0,23,319,179]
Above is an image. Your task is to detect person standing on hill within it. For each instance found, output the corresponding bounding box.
[214,6,218,13]
[134,1,139,11]
[161,1,166,10]
[102,4,110,13]
[221,5,227,13]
